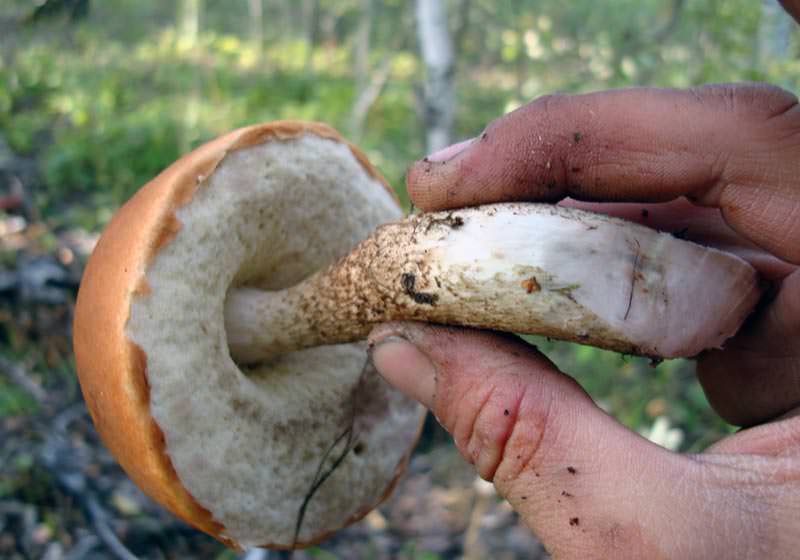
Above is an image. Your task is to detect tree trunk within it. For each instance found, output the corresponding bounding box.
[248,0,263,60]
[415,0,456,153]
[453,0,472,66]
[302,0,321,74]
[349,56,394,139]
[177,0,202,154]
[178,0,200,47]
[354,0,373,96]
[512,0,526,100]
[303,0,321,46]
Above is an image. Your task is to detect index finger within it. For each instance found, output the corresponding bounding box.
[407,84,800,264]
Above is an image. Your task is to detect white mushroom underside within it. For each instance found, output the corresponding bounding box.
[127,136,421,547]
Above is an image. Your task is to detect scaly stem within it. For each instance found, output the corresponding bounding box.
[224,203,762,364]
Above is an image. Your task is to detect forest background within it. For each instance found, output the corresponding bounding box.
[0,1,798,558]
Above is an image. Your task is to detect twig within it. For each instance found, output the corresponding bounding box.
[86,496,139,560]
[290,359,370,551]
[0,500,37,556]
[291,420,357,549]
[40,402,140,560]
[463,478,494,560]
[348,50,397,137]
[64,535,100,560]
[52,401,88,433]
[0,354,48,405]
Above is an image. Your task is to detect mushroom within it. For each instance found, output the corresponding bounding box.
[73,121,762,550]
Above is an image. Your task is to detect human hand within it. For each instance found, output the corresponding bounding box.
[370,83,800,558]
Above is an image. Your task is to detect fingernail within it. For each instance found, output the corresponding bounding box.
[370,336,436,408]
[425,138,475,163]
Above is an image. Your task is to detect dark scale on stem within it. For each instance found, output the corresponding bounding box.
[672,227,689,240]
[401,272,438,306]
[423,211,465,233]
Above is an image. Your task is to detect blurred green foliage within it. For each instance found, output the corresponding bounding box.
[0,0,798,451]
[0,377,37,417]
[3,0,796,227]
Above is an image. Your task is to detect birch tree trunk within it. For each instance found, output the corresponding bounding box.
[416,0,456,153]
[177,0,202,154]
[178,0,200,48]
[248,0,263,60]
[303,0,321,74]
[349,0,400,139]
[353,0,373,99]
[453,0,473,64]
[349,0,374,138]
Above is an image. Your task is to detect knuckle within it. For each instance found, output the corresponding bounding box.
[533,92,572,115]
[439,366,539,481]
[516,93,586,196]
[529,93,575,142]
[495,374,590,482]
[495,385,559,482]
[454,370,560,483]
[696,83,800,192]
[494,93,593,178]
[427,332,580,484]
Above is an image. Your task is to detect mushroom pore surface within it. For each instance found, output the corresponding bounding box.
[125,134,422,547]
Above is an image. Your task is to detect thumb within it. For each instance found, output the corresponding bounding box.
[368,322,722,558]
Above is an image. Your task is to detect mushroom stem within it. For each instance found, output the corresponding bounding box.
[224,203,762,364]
